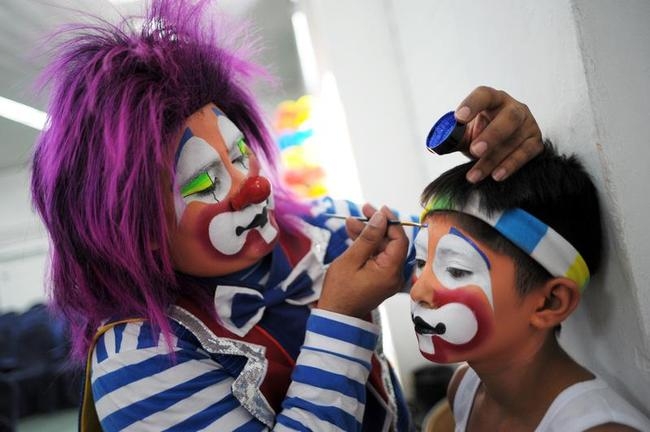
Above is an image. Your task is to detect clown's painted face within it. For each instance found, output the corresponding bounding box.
[168,104,279,276]
[410,213,526,364]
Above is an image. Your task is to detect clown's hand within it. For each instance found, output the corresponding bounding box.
[318,205,408,319]
[455,86,543,183]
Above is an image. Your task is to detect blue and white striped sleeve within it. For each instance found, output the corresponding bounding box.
[306,196,421,289]
[91,321,261,431]
[91,313,378,431]
[275,309,379,431]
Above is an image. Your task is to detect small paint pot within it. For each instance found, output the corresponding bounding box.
[426,111,466,155]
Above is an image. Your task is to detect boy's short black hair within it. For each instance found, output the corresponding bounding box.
[420,141,602,296]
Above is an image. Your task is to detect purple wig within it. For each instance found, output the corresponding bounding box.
[31,0,307,362]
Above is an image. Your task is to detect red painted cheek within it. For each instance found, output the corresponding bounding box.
[187,201,231,254]
[190,198,278,261]
[419,287,495,362]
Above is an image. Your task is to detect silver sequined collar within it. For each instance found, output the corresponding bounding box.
[168,305,276,428]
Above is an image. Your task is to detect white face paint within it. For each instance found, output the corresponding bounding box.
[411,301,478,353]
[174,118,251,221]
[433,229,493,308]
[414,228,429,278]
[209,200,278,255]
[172,109,277,258]
[174,136,232,221]
[216,114,246,148]
[411,227,494,359]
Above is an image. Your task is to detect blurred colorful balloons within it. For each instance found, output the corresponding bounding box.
[273,95,328,199]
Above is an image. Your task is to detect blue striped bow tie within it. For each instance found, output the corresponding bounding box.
[212,237,328,337]
[214,271,318,336]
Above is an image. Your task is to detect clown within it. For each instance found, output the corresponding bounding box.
[31,0,546,431]
[170,104,279,274]
[31,1,418,428]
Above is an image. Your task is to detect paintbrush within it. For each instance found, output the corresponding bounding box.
[325,214,428,228]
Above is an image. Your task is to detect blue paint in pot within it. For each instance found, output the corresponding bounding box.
[426,111,466,155]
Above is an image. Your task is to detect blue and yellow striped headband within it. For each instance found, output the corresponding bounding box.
[422,194,590,291]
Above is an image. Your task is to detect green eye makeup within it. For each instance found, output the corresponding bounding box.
[181,172,214,198]
[236,137,249,157]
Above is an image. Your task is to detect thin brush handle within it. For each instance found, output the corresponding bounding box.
[325,214,427,228]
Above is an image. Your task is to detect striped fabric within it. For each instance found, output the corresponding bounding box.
[423,194,590,290]
[90,197,421,431]
[91,310,379,431]
[305,196,421,285]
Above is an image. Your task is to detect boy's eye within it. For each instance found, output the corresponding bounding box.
[181,172,216,198]
[446,267,472,279]
[413,258,427,278]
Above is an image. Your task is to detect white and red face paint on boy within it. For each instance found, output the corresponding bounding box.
[168,103,279,277]
[410,214,501,364]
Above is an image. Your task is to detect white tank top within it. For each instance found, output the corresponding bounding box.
[453,367,650,431]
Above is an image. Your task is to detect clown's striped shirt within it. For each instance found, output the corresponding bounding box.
[91,309,379,431]
[90,197,421,431]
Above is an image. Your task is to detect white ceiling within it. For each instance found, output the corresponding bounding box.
[0,0,304,171]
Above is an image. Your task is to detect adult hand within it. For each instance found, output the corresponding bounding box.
[455,86,543,183]
[318,204,408,319]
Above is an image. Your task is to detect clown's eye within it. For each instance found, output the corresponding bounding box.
[236,137,249,156]
[232,136,250,168]
[446,267,472,279]
[181,172,217,198]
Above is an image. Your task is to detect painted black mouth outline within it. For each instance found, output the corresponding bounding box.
[412,315,446,335]
[235,206,268,236]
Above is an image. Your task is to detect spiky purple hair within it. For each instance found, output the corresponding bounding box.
[31,0,307,362]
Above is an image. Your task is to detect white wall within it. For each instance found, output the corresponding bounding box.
[302,0,650,415]
[561,0,650,413]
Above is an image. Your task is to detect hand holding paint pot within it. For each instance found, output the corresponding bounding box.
[427,86,544,183]
[318,205,409,318]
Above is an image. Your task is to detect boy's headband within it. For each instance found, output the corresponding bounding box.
[422,194,590,291]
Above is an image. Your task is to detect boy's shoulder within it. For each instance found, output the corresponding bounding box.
[537,377,650,431]
[585,424,641,431]
[448,365,650,432]
[446,362,470,411]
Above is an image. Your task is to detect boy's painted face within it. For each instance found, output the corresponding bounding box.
[410,213,524,364]
[168,103,279,276]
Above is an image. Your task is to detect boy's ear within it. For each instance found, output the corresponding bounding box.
[529,278,581,330]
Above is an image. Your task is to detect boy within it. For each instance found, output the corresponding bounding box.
[409,143,650,431]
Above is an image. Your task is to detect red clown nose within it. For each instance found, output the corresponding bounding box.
[230,176,272,210]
